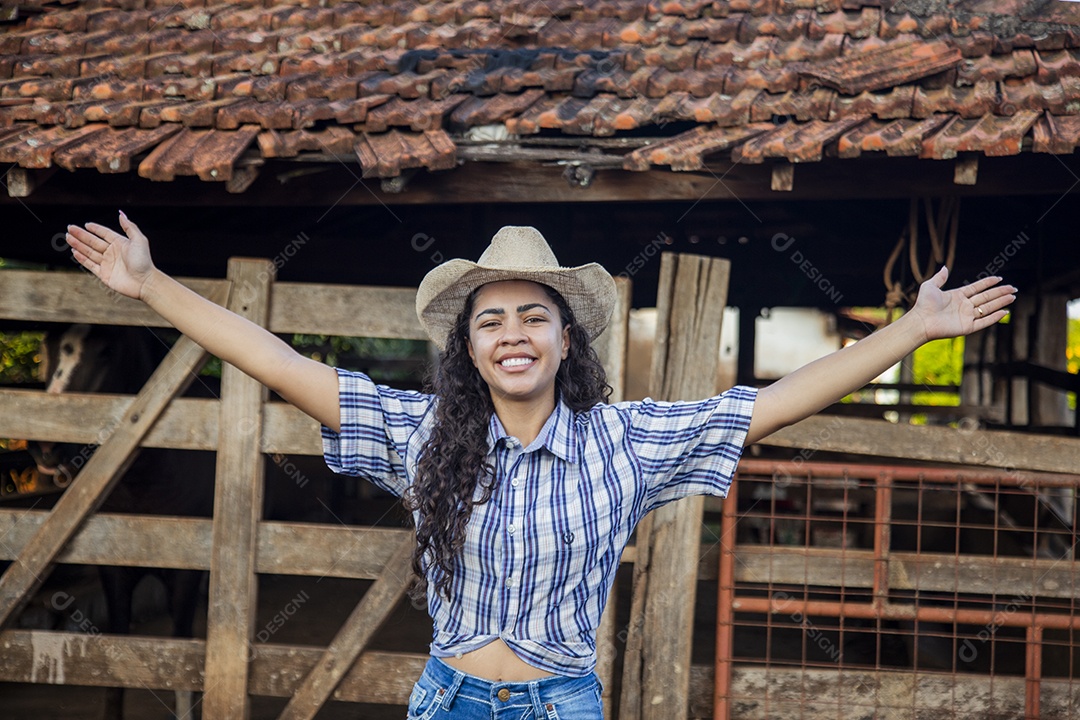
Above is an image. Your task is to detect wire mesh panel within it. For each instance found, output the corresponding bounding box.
[715,459,1080,720]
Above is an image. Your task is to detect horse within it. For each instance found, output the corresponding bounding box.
[27,323,215,720]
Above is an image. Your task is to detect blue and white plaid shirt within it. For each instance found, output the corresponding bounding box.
[322,368,756,677]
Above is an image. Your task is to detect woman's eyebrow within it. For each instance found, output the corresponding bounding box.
[474,307,504,320]
[517,303,551,314]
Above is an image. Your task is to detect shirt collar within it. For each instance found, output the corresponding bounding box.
[485,397,577,463]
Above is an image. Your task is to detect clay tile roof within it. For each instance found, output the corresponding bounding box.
[1,0,1080,188]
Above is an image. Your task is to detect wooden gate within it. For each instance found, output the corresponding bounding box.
[0,260,632,718]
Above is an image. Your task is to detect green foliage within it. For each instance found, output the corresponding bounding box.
[1068,317,1079,411]
[0,331,44,385]
[911,336,963,407]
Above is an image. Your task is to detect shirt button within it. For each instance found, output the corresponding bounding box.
[454,651,463,659]
[511,478,520,487]
[505,577,514,588]
[498,688,511,702]
[507,523,516,534]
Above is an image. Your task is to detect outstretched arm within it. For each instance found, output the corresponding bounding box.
[744,267,1016,446]
[66,213,341,432]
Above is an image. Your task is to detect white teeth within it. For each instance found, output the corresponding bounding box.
[500,357,534,367]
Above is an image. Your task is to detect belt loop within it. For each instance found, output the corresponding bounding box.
[528,681,546,719]
[441,668,466,711]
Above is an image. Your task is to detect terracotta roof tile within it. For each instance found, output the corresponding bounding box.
[1032,112,1080,153]
[834,115,952,157]
[353,128,456,177]
[623,123,773,170]
[750,86,835,122]
[732,115,867,163]
[921,110,1040,158]
[3,0,1080,182]
[52,124,180,172]
[257,125,356,158]
[722,65,800,93]
[137,125,259,181]
[955,50,1036,85]
[448,89,545,129]
[799,39,962,93]
[912,79,997,118]
[1034,49,1080,84]
[362,95,469,132]
[829,85,914,120]
[0,122,108,167]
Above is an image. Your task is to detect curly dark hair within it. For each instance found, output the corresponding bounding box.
[403,284,611,606]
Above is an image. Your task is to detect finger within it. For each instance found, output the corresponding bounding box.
[66,225,109,254]
[969,284,1018,308]
[928,265,948,288]
[65,232,104,263]
[117,211,147,242]
[70,247,100,276]
[960,275,1004,298]
[972,308,1009,330]
[84,222,128,245]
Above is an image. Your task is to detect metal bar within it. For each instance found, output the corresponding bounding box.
[714,480,738,720]
[1026,625,1042,720]
[737,459,1080,488]
[872,472,892,613]
[732,597,1080,630]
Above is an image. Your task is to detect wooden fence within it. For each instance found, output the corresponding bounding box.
[0,261,632,718]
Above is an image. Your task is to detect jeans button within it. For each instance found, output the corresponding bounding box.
[497,688,511,701]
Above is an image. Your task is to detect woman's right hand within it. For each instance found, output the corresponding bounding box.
[66,211,156,300]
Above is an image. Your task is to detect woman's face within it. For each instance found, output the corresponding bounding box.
[466,280,570,410]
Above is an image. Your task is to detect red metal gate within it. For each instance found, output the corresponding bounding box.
[716,458,1079,719]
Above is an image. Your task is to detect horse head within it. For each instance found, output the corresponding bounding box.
[28,324,162,486]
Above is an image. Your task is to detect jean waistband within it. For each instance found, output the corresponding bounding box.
[420,655,598,713]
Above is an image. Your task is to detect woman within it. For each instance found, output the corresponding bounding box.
[65,217,1014,719]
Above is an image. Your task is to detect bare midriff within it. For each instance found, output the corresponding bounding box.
[440,637,557,681]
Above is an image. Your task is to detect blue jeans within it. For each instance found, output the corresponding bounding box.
[406,656,603,719]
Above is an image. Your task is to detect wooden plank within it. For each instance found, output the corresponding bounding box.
[3,509,1073,599]
[203,258,272,720]
[0,392,319,456]
[0,270,225,327]
[16,388,1072,475]
[5,630,1077,716]
[686,664,1080,720]
[0,270,423,340]
[641,253,731,720]
[593,275,632,406]
[592,275,630,719]
[595,277,630,719]
[278,536,415,720]
[269,282,426,339]
[0,391,220,451]
[0,629,426,704]
[262,402,322,455]
[759,415,1080,476]
[0,511,410,580]
[0,329,214,627]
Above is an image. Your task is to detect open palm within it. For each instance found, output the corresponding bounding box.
[66,214,155,300]
[910,267,1016,342]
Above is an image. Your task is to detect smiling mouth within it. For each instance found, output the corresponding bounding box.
[499,357,536,368]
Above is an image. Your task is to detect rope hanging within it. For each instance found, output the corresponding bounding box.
[883,197,960,324]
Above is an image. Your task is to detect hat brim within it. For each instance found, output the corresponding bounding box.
[416,260,616,350]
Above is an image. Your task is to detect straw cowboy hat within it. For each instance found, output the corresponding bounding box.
[416,226,617,350]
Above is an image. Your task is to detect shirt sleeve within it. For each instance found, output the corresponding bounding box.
[320,367,435,497]
[622,385,757,513]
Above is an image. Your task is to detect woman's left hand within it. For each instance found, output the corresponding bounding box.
[910,266,1016,342]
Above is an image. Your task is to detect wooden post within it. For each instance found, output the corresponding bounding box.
[621,253,732,720]
[202,258,273,720]
[0,332,212,627]
[593,275,631,719]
